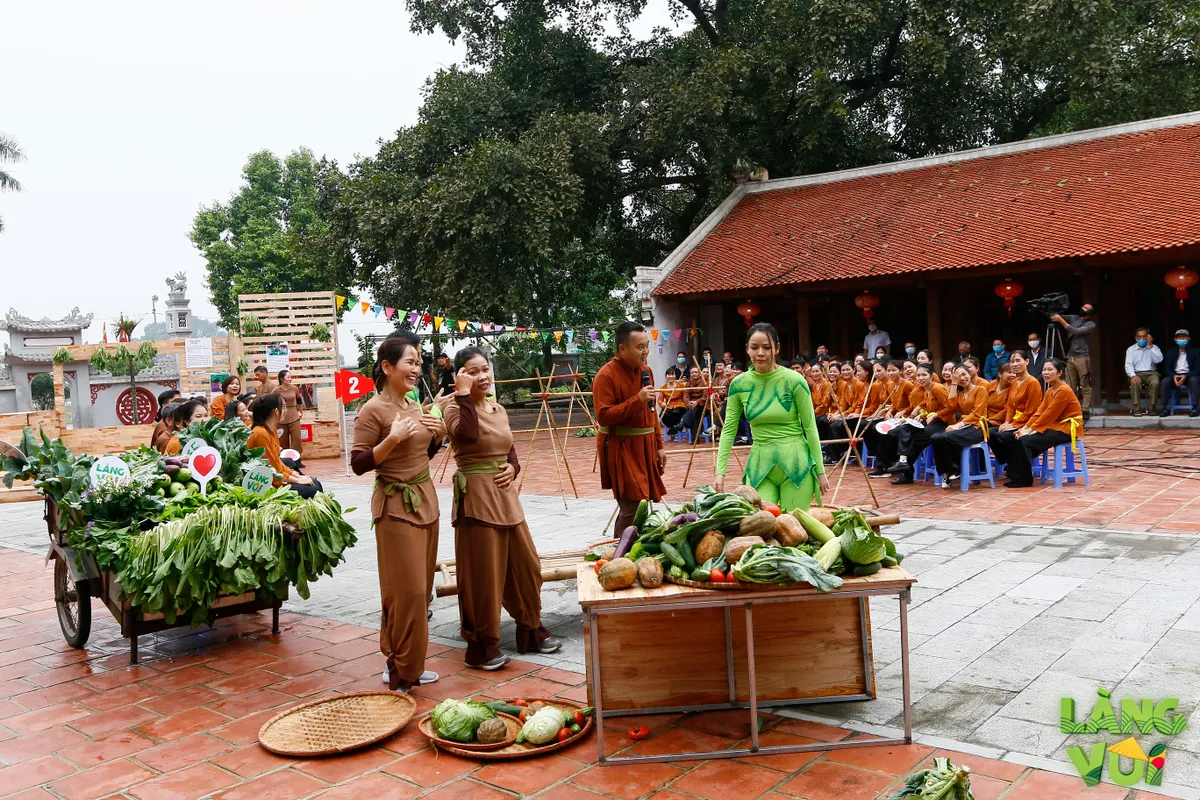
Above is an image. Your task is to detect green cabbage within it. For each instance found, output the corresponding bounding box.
[431,698,495,743]
[518,706,565,745]
[838,525,888,565]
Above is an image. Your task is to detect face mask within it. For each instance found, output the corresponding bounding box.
[992,345,1003,354]
[1028,340,1039,349]
[905,347,915,356]
[1177,339,1190,348]
[677,358,686,365]
[1136,339,1148,347]
[868,325,877,332]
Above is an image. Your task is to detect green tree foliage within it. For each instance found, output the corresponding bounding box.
[190,150,356,329]
[0,133,24,234]
[319,0,1200,316]
[29,373,53,411]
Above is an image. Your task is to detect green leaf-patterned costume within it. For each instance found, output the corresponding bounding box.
[717,366,824,510]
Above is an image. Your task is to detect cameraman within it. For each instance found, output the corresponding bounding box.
[1050,302,1096,415]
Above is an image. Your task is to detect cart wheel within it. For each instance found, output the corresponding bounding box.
[54,557,91,648]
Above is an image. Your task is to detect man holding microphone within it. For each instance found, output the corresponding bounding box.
[593,321,667,536]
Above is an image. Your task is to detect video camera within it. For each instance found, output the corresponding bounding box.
[1027,292,1070,316]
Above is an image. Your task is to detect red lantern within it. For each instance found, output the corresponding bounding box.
[994,278,1024,317]
[1165,267,1200,310]
[736,300,761,326]
[854,291,880,321]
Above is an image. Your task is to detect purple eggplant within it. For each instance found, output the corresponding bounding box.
[669,512,699,528]
[615,525,638,559]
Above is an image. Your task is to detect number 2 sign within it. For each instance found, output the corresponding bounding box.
[335,369,371,403]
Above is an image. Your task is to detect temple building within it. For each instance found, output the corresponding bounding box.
[0,307,92,414]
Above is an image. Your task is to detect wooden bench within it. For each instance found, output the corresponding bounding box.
[434,540,615,597]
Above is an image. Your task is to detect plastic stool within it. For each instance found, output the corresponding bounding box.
[1039,442,1090,488]
[959,442,996,491]
[1169,385,1194,415]
[915,445,940,483]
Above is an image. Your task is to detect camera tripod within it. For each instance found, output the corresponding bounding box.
[1044,322,1068,360]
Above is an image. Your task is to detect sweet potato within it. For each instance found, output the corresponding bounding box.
[694,531,725,564]
[724,535,765,564]
[775,513,808,547]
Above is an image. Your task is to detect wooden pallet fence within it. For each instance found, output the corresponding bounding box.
[237,292,340,393]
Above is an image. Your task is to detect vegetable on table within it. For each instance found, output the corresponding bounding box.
[793,507,835,544]
[732,545,844,592]
[476,717,509,744]
[724,535,765,564]
[694,531,725,564]
[762,502,782,517]
[597,558,638,591]
[774,514,808,547]
[814,538,842,572]
[516,706,566,745]
[729,484,762,507]
[677,539,696,571]
[710,568,725,582]
[660,542,686,568]
[739,510,778,538]
[432,698,496,743]
[615,525,639,559]
[633,499,650,530]
[637,557,663,588]
[594,558,610,575]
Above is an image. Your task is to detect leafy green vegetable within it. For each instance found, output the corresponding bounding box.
[834,509,888,565]
[516,706,565,745]
[432,698,496,743]
[177,417,267,483]
[888,757,974,799]
[732,545,843,592]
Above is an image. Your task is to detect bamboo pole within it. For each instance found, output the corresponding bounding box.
[682,355,718,488]
[535,366,572,509]
[491,373,585,385]
[517,389,547,494]
[831,371,880,508]
[539,366,580,502]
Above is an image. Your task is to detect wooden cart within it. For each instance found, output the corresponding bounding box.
[45,498,284,664]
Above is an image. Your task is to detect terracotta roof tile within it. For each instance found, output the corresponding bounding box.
[654,122,1200,295]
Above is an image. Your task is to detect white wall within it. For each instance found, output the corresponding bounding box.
[89,380,176,427]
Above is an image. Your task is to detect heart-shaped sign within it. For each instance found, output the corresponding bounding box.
[280,448,300,462]
[188,446,222,496]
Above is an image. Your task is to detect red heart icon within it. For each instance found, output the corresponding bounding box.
[192,453,217,478]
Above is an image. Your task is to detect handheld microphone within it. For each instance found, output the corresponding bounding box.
[641,368,654,408]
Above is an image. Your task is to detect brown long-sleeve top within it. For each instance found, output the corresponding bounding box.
[593,358,665,502]
[885,378,914,415]
[836,378,858,412]
[908,383,949,420]
[1027,382,1083,435]
[210,394,232,422]
[811,381,833,416]
[274,384,302,424]
[247,425,293,485]
[439,395,523,527]
[684,377,706,404]
[1005,375,1044,425]
[860,380,887,417]
[985,380,1011,426]
[150,420,168,447]
[946,384,988,426]
[153,430,180,455]
[660,379,688,410]
[350,394,441,526]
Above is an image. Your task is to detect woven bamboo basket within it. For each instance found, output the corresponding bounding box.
[258,691,416,757]
[418,712,521,751]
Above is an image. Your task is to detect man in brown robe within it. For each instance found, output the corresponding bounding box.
[593,321,666,535]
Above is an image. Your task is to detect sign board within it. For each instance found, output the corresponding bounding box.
[182,438,208,457]
[334,369,371,403]
[300,424,312,443]
[209,373,230,394]
[185,338,214,369]
[89,456,131,487]
[188,446,222,496]
[266,343,290,374]
[241,465,274,495]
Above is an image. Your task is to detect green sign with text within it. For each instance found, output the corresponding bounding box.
[1060,687,1186,788]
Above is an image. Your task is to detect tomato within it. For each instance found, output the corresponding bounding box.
[519,708,530,722]
[762,503,782,517]
[513,699,529,707]
[572,710,585,726]
[557,728,571,743]
[628,725,649,740]
[594,558,609,575]
[709,568,725,582]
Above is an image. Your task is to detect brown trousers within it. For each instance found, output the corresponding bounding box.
[455,518,547,665]
[278,419,303,457]
[376,517,439,690]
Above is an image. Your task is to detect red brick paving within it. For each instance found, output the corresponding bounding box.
[305,428,1200,533]
[0,548,1157,799]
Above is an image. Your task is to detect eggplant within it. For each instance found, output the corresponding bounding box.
[161,457,184,467]
[163,464,181,476]
[614,525,638,559]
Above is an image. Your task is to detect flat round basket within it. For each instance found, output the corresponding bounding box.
[418,712,521,751]
[258,691,416,757]
[435,698,594,761]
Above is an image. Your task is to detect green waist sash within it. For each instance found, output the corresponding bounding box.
[376,468,431,514]
[452,461,504,505]
[598,425,655,436]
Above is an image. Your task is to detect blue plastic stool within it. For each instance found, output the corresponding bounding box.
[662,428,691,444]
[1040,442,1090,487]
[698,415,714,443]
[959,442,996,491]
[1169,385,1194,414]
[915,445,940,483]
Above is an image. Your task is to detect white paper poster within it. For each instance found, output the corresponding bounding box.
[266,343,290,374]
[185,337,213,369]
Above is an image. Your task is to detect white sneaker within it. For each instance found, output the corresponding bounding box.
[384,666,440,688]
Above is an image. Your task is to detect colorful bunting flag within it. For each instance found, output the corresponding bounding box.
[674,328,683,341]
[565,330,575,344]
[422,313,432,326]
[384,307,395,321]
[553,331,564,343]
[336,295,347,310]
[589,329,598,341]
[496,325,505,333]
[360,301,370,314]
[601,330,611,342]
[433,316,444,332]
[409,311,420,327]
[457,320,468,332]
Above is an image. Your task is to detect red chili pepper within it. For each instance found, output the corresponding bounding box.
[557,727,571,743]
[628,725,649,740]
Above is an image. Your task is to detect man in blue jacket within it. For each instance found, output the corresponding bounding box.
[1161,329,1200,417]
[983,339,1011,380]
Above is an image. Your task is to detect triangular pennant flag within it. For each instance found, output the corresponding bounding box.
[456,320,468,332]
[409,311,420,327]
[541,331,551,341]
[674,328,683,340]
[433,316,444,332]
[650,329,659,341]
[516,326,527,332]
[601,330,611,342]
[496,324,505,333]
[482,323,493,333]
[566,330,575,344]
[529,332,538,340]
[589,329,598,341]
[422,313,432,326]
[360,301,370,314]
[336,295,347,310]
[384,307,395,320]
[554,331,564,343]
[372,305,383,317]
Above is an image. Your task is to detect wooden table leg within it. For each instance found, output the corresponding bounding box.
[744,601,759,752]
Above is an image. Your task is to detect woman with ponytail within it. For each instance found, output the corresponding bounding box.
[351,334,446,693]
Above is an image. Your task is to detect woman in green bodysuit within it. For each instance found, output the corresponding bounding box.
[715,323,830,510]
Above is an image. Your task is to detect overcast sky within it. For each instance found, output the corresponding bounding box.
[0,1,466,343]
[1,2,678,347]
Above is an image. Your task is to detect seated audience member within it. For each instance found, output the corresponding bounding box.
[964,356,986,386]
[930,364,988,487]
[902,359,919,382]
[865,360,913,477]
[815,344,829,359]
[680,366,709,438]
[940,361,956,385]
[885,365,951,484]
[1123,327,1162,416]
[983,339,1010,380]
[151,388,182,445]
[957,341,972,362]
[659,373,688,434]
[916,349,933,366]
[247,394,323,498]
[992,358,1082,487]
[667,350,689,380]
[224,398,253,427]
[1161,329,1200,417]
[985,362,1014,440]
[830,361,886,462]
[152,402,183,454]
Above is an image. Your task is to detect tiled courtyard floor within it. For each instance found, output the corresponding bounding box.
[0,548,1174,800]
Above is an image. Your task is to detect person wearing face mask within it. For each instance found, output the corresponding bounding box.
[667,351,689,380]
[864,322,891,357]
[983,339,1010,380]
[1050,303,1097,413]
[1124,328,1162,417]
[1025,332,1047,387]
[1160,329,1200,417]
[957,341,972,362]
[903,342,917,359]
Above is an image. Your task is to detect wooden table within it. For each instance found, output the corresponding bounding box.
[577,563,916,765]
